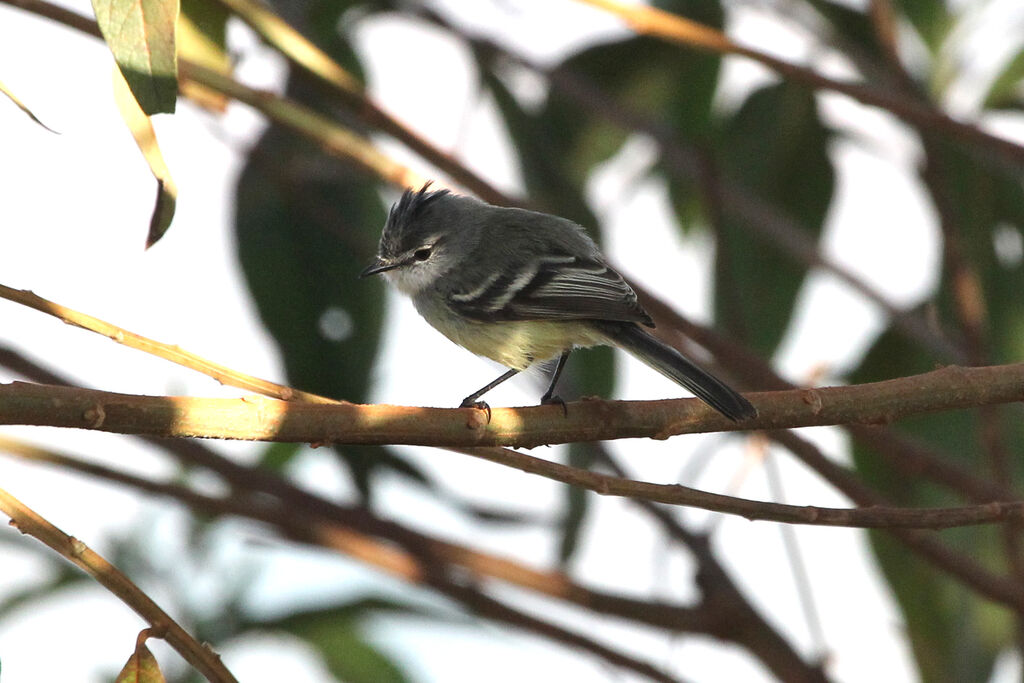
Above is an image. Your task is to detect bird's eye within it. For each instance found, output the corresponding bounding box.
[413,247,432,261]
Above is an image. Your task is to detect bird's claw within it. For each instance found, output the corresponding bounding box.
[461,399,492,423]
[541,394,568,417]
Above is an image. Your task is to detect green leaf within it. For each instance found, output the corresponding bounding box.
[803,1,888,64]
[893,0,952,54]
[92,0,179,115]
[554,346,614,565]
[481,68,597,229]
[848,140,1024,682]
[235,126,430,499]
[177,0,230,112]
[983,48,1024,110]
[111,65,177,247]
[114,638,165,683]
[257,599,427,683]
[713,82,834,356]
[258,442,302,472]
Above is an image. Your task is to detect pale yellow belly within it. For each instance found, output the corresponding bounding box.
[419,307,607,370]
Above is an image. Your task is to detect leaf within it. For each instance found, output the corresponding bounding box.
[0,78,58,133]
[92,0,179,115]
[255,599,431,683]
[481,68,597,229]
[893,0,952,54]
[554,347,614,565]
[258,442,302,472]
[848,140,1024,682]
[235,126,430,499]
[112,66,177,248]
[115,635,165,683]
[983,47,1024,110]
[177,0,230,112]
[712,81,834,356]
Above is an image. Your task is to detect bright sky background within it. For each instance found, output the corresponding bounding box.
[1,0,1023,681]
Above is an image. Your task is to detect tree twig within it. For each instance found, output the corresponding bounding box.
[0,487,239,683]
[0,284,338,404]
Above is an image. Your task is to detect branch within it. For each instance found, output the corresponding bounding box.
[209,0,514,206]
[450,444,1024,528]
[575,0,1024,170]
[2,373,1024,529]
[0,438,684,683]
[0,284,338,404]
[0,487,238,683]
[1,359,1020,444]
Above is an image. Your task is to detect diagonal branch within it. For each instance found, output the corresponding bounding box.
[0,486,239,683]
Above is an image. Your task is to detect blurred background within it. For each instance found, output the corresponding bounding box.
[1,0,1023,681]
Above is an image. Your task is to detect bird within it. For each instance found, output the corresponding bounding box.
[361,184,756,422]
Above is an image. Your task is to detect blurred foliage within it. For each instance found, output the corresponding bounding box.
[851,136,1024,680]
[4,0,1024,680]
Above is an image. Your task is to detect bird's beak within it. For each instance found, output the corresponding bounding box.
[360,257,400,278]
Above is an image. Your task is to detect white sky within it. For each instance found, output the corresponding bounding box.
[0,0,1022,681]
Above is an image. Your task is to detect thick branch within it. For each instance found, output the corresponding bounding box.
[1,362,1020,445]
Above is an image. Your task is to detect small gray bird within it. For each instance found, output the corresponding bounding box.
[361,184,756,421]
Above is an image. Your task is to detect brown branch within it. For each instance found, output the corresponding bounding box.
[209,0,514,206]
[451,444,1024,529]
[0,487,238,683]
[1,374,1024,529]
[596,448,829,682]
[1,359,1021,445]
[0,442,684,683]
[0,284,339,404]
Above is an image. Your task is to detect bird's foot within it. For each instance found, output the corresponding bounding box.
[540,394,568,417]
[460,398,492,424]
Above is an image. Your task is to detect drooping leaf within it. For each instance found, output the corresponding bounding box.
[712,82,834,356]
[0,78,58,133]
[177,0,230,112]
[114,635,165,683]
[92,0,179,115]
[111,65,177,248]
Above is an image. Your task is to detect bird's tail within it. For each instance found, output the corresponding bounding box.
[594,321,757,422]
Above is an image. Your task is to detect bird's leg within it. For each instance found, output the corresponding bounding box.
[460,368,520,419]
[540,351,571,416]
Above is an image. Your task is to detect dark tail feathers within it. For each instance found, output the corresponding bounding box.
[595,322,756,422]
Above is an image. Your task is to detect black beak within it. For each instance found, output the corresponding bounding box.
[360,257,400,278]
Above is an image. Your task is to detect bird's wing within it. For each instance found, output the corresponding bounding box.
[447,255,654,326]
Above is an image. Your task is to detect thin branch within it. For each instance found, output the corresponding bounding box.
[0,284,339,404]
[0,487,238,683]
[599,450,829,682]
[575,0,1024,169]
[0,437,683,683]
[450,444,1024,529]
[0,437,715,632]
[210,0,513,206]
